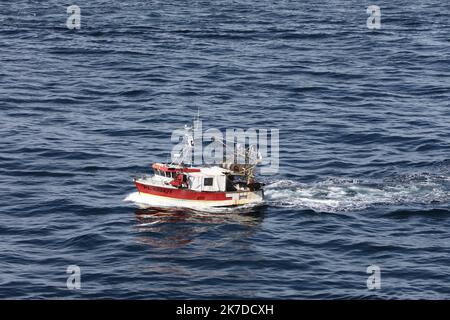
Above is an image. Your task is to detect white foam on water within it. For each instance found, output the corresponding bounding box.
[265,174,450,213]
[136,220,162,227]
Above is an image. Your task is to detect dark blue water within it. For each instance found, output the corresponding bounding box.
[1,0,450,299]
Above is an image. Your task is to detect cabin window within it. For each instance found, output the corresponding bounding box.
[204,177,214,186]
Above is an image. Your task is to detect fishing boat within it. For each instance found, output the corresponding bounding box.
[133,119,264,208]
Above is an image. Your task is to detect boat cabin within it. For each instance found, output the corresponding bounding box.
[151,163,244,192]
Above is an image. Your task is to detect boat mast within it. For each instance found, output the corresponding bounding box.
[217,138,262,185]
[171,111,198,166]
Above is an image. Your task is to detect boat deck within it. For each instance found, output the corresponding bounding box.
[136,175,176,188]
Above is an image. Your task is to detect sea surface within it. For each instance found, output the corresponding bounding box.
[1,0,450,299]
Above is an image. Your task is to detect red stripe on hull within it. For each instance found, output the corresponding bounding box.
[135,181,232,201]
